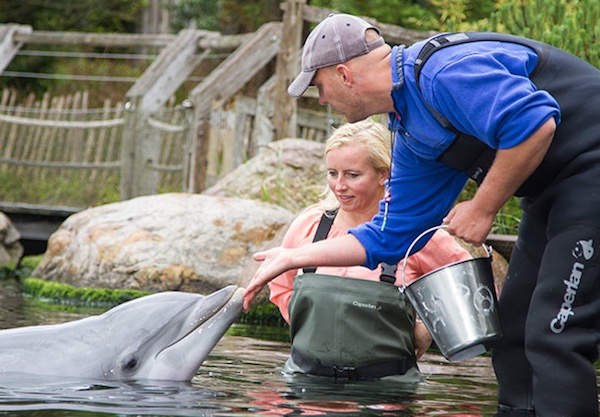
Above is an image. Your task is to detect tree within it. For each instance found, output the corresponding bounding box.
[169,0,282,34]
[489,0,600,68]
[0,0,145,32]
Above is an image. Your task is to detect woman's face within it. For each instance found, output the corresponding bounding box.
[326,142,387,213]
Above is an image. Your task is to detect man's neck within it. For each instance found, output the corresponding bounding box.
[364,46,395,114]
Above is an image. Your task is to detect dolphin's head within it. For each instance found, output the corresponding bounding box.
[99,285,243,381]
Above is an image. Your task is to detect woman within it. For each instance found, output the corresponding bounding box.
[268,119,469,379]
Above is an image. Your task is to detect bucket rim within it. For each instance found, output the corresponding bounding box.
[403,255,493,291]
[400,224,492,291]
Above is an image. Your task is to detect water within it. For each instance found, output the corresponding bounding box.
[0,279,509,416]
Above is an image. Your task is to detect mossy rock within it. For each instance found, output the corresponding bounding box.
[19,276,285,326]
[14,255,286,325]
[21,277,151,308]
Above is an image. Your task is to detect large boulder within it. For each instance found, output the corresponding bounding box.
[203,138,326,212]
[0,212,23,268]
[33,193,293,292]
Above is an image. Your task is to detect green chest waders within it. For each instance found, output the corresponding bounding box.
[286,210,417,380]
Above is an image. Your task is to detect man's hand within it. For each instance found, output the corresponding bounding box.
[242,234,367,311]
[443,199,495,245]
[444,117,555,244]
[243,246,293,311]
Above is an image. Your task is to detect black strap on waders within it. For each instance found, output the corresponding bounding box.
[412,32,503,185]
[302,208,337,274]
[302,208,397,283]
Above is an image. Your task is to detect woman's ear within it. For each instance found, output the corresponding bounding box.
[378,168,389,186]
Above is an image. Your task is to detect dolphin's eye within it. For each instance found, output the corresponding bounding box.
[123,357,138,371]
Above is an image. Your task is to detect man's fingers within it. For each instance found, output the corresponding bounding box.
[442,207,455,224]
[243,287,257,311]
[253,251,266,261]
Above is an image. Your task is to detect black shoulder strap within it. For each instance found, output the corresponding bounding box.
[303,208,397,283]
[303,209,338,274]
[413,32,501,185]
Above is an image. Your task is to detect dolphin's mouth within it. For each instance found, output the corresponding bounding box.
[156,286,243,356]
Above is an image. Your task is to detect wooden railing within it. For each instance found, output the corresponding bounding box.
[0,88,339,207]
[0,2,435,205]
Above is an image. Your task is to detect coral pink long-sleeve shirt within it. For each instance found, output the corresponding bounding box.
[268,204,471,323]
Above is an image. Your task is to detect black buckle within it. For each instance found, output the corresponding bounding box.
[332,366,358,380]
[379,262,398,283]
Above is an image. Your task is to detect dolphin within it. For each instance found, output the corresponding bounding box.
[0,285,243,381]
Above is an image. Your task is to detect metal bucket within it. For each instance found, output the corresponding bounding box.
[400,225,502,362]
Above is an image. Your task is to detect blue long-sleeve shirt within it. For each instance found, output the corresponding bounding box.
[349,38,561,269]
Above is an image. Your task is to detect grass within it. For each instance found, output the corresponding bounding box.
[0,170,120,208]
[458,180,521,235]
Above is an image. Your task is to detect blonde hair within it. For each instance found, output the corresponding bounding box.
[321,118,391,209]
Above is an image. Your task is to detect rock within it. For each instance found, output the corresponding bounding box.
[0,212,23,268]
[203,138,326,213]
[238,216,294,302]
[33,193,293,293]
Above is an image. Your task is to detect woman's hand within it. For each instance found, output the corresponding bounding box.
[414,319,432,359]
[243,246,294,311]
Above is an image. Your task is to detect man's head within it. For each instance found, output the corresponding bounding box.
[287,13,385,98]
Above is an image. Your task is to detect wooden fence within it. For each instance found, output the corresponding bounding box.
[0,88,190,206]
[0,89,123,178]
[0,88,338,206]
[0,1,433,206]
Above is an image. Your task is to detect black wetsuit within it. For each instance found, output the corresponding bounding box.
[415,33,600,416]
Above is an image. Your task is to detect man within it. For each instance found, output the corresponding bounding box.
[243,13,600,417]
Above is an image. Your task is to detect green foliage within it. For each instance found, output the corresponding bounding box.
[21,277,152,308]
[0,0,145,32]
[459,181,522,235]
[310,0,438,30]
[238,300,288,327]
[169,0,222,32]
[310,0,495,31]
[169,0,282,33]
[227,323,289,341]
[0,255,43,282]
[0,0,147,95]
[19,255,43,272]
[0,255,38,280]
[0,170,120,208]
[488,0,600,68]
[429,0,495,31]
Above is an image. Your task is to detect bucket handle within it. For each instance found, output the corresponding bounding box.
[399,225,492,293]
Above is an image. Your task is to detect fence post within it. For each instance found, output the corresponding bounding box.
[0,24,32,73]
[120,98,140,199]
[188,22,282,192]
[272,0,305,140]
[121,29,205,199]
[252,75,276,156]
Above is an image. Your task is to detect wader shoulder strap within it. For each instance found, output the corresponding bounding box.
[303,208,397,282]
[302,209,338,274]
[411,32,537,184]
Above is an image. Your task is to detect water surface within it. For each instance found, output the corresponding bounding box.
[0,279,566,416]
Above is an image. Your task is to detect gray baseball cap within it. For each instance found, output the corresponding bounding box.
[288,13,384,97]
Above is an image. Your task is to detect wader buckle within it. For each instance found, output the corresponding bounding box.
[332,365,358,380]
